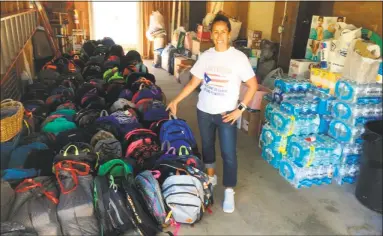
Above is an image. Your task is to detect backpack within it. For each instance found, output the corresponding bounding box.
[123,129,160,161]
[132,85,163,104]
[81,89,106,110]
[135,170,168,227]
[136,99,169,128]
[82,61,104,80]
[155,161,213,222]
[8,177,62,235]
[54,128,98,153]
[130,78,155,94]
[95,116,124,140]
[22,82,50,101]
[94,138,122,164]
[53,143,99,173]
[159,117,198,154]
[74,108,102,128]
[121,174,164,236]
[126,73,156,89]
[150,118,169,135]
[7,142,49,169]
[162,174,205,225]
[157,145,204,171]
[55,162,99,235]
[94,159,136,235]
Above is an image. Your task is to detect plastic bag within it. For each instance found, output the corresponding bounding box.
[342,39,382,83]
[229,18,242,42]
[146,11,165,41]
[261,67,284,90]
[328,27,362,73]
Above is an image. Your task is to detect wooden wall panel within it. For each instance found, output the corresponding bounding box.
[1,1,31,16]
[333,1,382,37]
[206,1,249,39]
[271,2,299,71]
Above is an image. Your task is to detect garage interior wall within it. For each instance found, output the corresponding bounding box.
[247,2,276,40]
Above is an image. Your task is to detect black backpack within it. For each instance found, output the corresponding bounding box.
[93,160,137,235]
[74,108,102,128]
[121,176,164,236]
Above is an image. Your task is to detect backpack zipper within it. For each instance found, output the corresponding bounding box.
[162,183,196,193]
[164,191,199,200]
[166,202,200,208]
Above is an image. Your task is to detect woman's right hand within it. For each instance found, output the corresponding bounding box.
[166,100,178,116]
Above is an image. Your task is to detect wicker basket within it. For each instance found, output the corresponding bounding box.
[1,99,25,142]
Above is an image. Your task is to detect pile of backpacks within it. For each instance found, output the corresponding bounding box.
[0,37,213,236]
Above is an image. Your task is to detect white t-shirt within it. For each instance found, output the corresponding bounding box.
[190,47,255,114]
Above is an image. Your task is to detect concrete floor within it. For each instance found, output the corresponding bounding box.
[146,61,383,235]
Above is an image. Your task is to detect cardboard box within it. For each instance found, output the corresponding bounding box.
[153,36,166,50]
[309,15,346,41]
[239,84,272,110]
[171,31,186,49]
[241,110,261,138]
[197,25,211,42]
[192,39,214,55]
[184,32,195,51]
[305,39,321,62]
[310,68,341,95]
[288,59,320,79]
[248,30,262,40]
[174,56,195,78]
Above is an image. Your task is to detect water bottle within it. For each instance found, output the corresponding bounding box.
[269,107,321,136]
[340,143,362,165]
[333,164,360,185]
[332,100,383,126]
[261,145,284,169]
[274,78,311,93]
[272,87,306,104]
[287,135,341,167]
[259,123,289,148]
[280,99,318,115]
[335,80,383,104]
[306,87,336,115]
[265,103,279,122]
[328,119,365,143]
[319,115,332,134]
[279,159,335,189]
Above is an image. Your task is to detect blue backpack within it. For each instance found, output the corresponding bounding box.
[159,117,197,154]
[8,142,49,169]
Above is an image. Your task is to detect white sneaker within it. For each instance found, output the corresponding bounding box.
[208,175,217,186]
[223,188,235,213]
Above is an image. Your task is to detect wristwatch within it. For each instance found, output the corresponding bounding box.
[237,103,247,112]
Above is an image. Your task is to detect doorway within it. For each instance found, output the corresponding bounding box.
[91,2,139,52]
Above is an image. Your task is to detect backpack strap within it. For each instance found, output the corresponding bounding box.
[161,140,170,151]
[178,146,189,156]
[15,178,59,204]
[100,110,109,117]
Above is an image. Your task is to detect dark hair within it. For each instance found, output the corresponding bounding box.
[318,16,324,21]
[211,14,231,32]
[125,50,143,64]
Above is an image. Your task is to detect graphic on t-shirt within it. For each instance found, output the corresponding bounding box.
[203,72,228,88]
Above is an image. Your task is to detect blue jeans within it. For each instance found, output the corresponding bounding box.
[197,108,237,187]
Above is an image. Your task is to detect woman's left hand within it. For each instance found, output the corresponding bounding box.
[222,109,243,125]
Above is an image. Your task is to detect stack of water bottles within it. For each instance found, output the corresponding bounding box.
[328,79,382,185]
[260,77,352,188]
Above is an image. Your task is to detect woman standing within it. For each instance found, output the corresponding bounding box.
[166,14,258,213]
